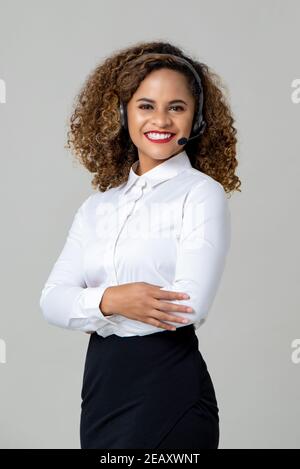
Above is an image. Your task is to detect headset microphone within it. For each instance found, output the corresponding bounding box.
[177,122,206,145]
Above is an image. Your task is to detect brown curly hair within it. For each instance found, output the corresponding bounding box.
[65,40,241,196]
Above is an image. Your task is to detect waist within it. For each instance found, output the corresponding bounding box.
[91,324,199,361]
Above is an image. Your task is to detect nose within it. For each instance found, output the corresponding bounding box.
[150,109,173,128]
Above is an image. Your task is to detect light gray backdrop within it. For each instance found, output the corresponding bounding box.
[0,0,299,449]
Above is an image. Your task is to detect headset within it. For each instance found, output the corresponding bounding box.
[119,53,206,146]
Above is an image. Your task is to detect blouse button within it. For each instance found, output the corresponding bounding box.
[136,179,146,189]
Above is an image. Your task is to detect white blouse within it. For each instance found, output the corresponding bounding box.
[39,150,231,337]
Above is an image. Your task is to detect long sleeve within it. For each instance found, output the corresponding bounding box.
[39,196,123,334]
[158,179,231,329]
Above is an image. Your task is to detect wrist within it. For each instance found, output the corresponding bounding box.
[99,286,115,316]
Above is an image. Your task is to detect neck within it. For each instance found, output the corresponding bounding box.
[136,161,141,176]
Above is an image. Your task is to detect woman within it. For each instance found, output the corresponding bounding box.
[39,40,241,449]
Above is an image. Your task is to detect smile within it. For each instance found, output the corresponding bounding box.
[144,132,176,144]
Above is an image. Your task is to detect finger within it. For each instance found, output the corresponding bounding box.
[147,317,177,331]
[153,288,190,301]
[153,299,192,314]
[152,309,190,325]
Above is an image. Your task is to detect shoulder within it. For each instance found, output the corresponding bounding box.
[77,186,120,218]
[183,168,227,203]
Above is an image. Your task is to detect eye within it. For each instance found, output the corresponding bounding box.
[139,104,152,110]
[138,104,184,111]
[170,105,184,111]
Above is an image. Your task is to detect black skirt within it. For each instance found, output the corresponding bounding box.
[80,324,219,449]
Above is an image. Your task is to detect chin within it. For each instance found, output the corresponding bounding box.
[144,144,178,154]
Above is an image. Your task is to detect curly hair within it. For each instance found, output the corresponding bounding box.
[65,40,241,196]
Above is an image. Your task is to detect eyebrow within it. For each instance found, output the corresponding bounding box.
[136,98,188,105]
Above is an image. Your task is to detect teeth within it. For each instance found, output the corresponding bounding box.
[146,132,173,140]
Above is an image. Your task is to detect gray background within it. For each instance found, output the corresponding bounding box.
[0,0,299,449]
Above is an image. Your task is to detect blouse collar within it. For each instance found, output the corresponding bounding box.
[124,150,192,194]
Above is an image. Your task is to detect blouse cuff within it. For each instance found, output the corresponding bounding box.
[68,284,117,331]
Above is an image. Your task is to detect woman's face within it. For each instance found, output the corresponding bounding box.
[126,68,196,166]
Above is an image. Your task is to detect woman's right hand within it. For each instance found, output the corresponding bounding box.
[99,282,193,331]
